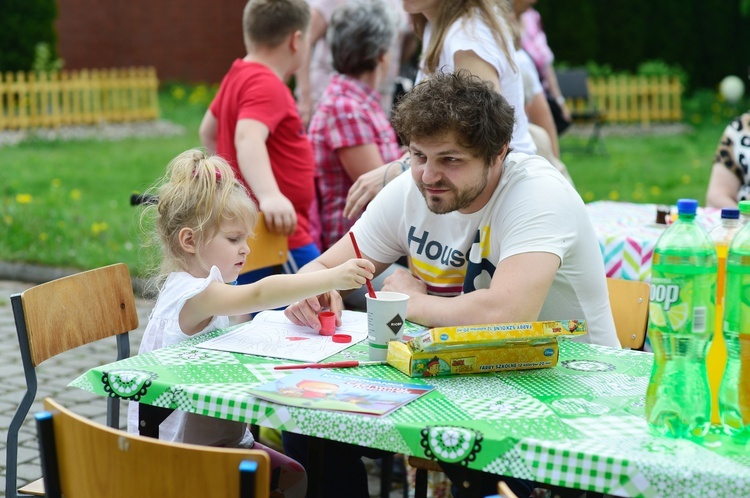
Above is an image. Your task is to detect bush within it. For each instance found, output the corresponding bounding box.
[0,0,58,72]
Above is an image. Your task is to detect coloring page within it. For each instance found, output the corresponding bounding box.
[197,310,368,362]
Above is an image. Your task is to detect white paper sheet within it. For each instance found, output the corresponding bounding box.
[196,309,368,362]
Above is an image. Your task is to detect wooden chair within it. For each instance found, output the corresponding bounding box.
[5,263,137,498]
[35,398,270,498]
[557,68,606,154]
[240,212,288,274]
[497,481,519,498]
[606,277,650,350]
[408,455,444,498]
[130,194,288,275]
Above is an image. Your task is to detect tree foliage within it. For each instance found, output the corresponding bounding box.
[0,0,58,72]
[536,0,750,91]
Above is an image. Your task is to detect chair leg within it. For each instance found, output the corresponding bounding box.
[414,468,428,498]
[5,389,36,498]
[34,411,61,498]
[380,454,393,498]
[586,120,605,154]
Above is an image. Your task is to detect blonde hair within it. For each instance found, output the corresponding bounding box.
[141,149,258,289]
[412,0,516,74]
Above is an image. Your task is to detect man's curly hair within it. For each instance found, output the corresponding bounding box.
[392,70,515,167]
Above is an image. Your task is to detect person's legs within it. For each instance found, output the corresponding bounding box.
[281,432,391,498]
[440,463,536,498]
[255,441,307,498]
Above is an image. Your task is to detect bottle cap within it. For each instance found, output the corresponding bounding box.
[739,200,750,215]
[721,208,740,219]
[332,334,351,343]
[676,198,698,215]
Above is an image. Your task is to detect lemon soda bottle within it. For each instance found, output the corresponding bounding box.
[647,198,718,439]
[720,212,750,442]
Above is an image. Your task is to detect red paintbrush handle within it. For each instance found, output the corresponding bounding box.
[349,232,377,299]
[274,361,360,370]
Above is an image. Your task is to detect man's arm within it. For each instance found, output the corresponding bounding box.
[235,119,297,235]
[382,252,560,327]
[199,110,218,154]
[285,235,392,327]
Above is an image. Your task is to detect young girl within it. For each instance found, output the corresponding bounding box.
[127,149,375,498]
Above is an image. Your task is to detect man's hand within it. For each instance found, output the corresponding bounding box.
[285,291,344,331]
[259,193,297,235]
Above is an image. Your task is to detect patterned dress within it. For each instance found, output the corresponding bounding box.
[714,111,750,202]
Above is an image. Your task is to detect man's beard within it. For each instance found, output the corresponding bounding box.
[417,169,489,214]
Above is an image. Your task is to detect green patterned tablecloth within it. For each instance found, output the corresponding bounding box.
[70,331,750,497]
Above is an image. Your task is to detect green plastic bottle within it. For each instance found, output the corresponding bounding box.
[646,199,717,439]
[739,200,750,226]
[719,213,750,442]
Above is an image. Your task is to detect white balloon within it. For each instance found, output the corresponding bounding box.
[719,75,745,104]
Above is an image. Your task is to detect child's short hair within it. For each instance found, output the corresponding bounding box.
[243,0,310,49]
[144,149,258,282]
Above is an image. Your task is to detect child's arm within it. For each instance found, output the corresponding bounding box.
[179,258,376,334]
[235,119,297,236]
[198,110,218,154]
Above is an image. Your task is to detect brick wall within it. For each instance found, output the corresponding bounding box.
[57,0,248,83]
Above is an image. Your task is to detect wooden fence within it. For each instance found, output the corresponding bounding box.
[567,75,682,125]
[0,67,159,130]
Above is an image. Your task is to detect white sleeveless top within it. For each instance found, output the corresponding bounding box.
[127,266,254,448]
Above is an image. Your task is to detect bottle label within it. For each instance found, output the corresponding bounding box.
[649,275,713,335]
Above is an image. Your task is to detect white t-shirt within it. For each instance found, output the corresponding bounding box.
[416,14,537,155]
[352,152,620,348]
[127,267,255,447]
[517,49,544,105]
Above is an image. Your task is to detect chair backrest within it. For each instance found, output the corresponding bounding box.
[557,68,591,100]
[606,278,650,350]
[130,195,287,275]
[240,212,288,274]
[17,262,137,366]
[36,398,270,498]
[6,263,137,498]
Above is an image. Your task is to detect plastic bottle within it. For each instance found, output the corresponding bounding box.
[739,200,750,226]
[719,216,750,442]
[646,199,717,439]
[707,208,741,424]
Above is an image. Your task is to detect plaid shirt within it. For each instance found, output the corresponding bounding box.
[520,8,554,89]
[309,73,401,250]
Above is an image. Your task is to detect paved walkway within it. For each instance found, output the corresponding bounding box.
[0,278,408,498]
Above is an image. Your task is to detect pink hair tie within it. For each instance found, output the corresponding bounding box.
[193,168,222,180]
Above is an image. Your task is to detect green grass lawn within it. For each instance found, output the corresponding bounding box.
[0,84,743,277]
[561,123,721,205]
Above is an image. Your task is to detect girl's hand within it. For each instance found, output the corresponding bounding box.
[333,258,375,290]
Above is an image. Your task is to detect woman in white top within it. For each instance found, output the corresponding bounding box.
[343,0,537,219]
[409,0,535,154]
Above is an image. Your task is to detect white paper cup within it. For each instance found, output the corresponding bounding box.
[366,291,409,361]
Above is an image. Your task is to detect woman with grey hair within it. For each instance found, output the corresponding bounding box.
[308,0,402,252]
